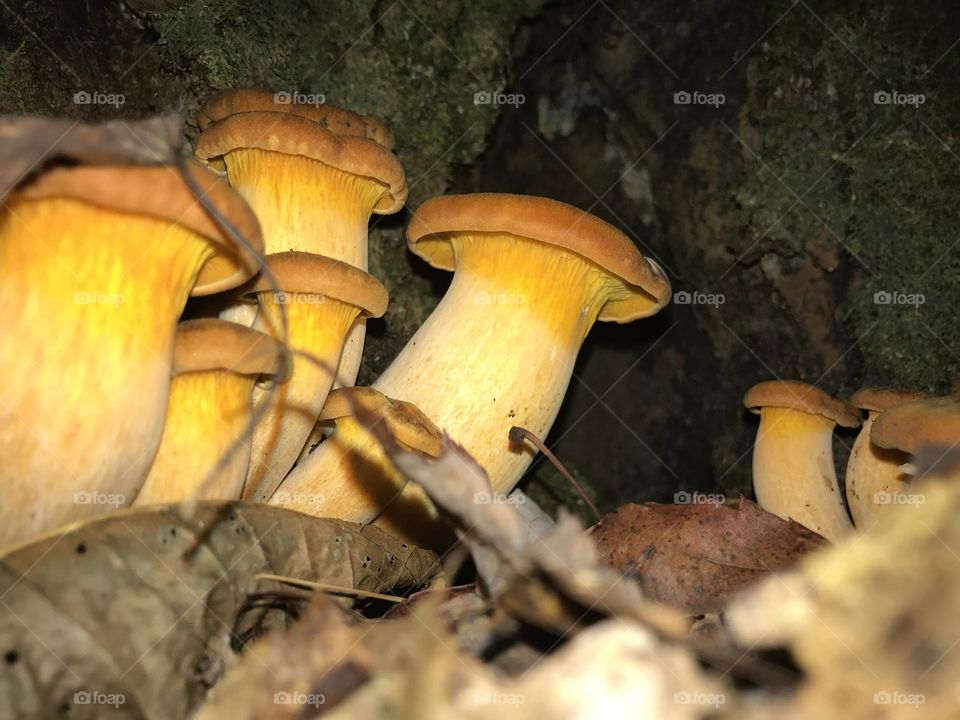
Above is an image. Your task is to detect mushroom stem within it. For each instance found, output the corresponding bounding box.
[508,425,601,521]
[752,407,852,542]
[136,371,258,505]
[373,235,611,492]
[845,409,910,529]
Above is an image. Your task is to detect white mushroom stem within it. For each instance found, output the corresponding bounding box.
[367,233,616,495]
[752,407,854,542]
[845,410,910,529]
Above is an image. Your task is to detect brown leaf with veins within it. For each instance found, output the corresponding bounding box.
[590,499,826,614]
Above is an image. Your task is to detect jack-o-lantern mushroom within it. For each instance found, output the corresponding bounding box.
[845,387,931,530]
[272,387,450,547]
[0,161,263,545]
[243,252,388,501]
[744,381,861,542]
[303,193,670,502]
[194,104,406,386]
[134,319,286,506]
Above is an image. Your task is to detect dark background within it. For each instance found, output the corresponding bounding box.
[3,0,958,517]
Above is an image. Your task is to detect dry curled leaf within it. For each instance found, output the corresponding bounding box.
[590,499,826,613]
[0,114,183,199]
[0,501,438,719]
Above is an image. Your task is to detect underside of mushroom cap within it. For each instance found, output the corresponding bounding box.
[319,387,442,457]
[194,111,407,213]
[850,386,932,413]
[172,319,287,377]
[870,396,960,453]
[15,160,264,296]
[744,380,861,428]
[197,89,396,149]
[246,251,388,317]
[405,193,671,322]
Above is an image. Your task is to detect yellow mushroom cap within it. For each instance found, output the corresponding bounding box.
[871,396,960,454]
[197,88,396,149]
[245,251,388,317]
[172,318,287,377]
[319,387,442,457]
[405,193,670,322]
[744,381,861,428]
[194,111,407,214]
[16,160,263,295]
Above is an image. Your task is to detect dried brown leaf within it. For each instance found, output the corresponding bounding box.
[590,499,826,613]
[0,501,438,719]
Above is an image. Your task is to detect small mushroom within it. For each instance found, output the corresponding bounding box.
[0,161,262,544]
[744,381,861,542]
[271,387,449,547]
[134,319,286,505]
[243,252,388,501]
[845,387,931,529]
[367,193,670,498]
[194,103,406,385]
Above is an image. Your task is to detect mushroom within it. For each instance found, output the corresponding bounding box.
[134,319,286,505]
[197,88,396,149]
[243,252,388,501]
[744,381,861,542]
[271,387,450,547]
[194,105,406,385]
[845,387,931,529]
[0,161,263,544]
[871,395,960,477]
[350,193,669,499]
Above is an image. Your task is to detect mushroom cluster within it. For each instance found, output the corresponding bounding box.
[744,380,948,540]
[0,91,670,549]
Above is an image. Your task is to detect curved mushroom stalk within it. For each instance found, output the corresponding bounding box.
[304,193,669,500]
[134,320,285,506]
[271,388,451,548]
[745,381,860,542]
[845,411,908,528]
[0,163,262,545]
[195,105,406,385]
[243,253,387,501]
